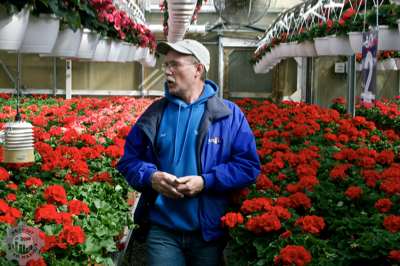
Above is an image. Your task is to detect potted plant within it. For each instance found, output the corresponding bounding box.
[366,3,400,51]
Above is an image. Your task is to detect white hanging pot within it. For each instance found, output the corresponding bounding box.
[395,58,400,69]
[378,25,400,51]
[141,53,156,67]
[132,46,149,61]
[126,45,136,61]
[398,19,400,33]
[348,32,363,54]
[271,46,281,58]
[299,41,317,57]
[377,61,385,71]
[328,35,354,55]
[279,43,291,57]
[355,62,363,71]
[117,42,131,62]
[19,13,60,54]
[314,37,333,56]
[295,42,307,57]
[0,7,30,51]
[382,58,397,70]
[92,38,111,62]
[77,29,100,59]
[51,28,83,57]
[108,40,123,62]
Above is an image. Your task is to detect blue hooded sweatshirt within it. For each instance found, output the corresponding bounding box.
[148,80,216,231]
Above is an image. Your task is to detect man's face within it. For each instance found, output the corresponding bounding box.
[163,50,199,97]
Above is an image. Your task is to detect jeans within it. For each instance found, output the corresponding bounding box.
[146,224,226,266]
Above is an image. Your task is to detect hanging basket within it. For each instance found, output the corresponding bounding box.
[117,42,131,62]
[298,41,317,57]
[51,28,83,58]
[92,38,111,62]
[0,7,30,51]
[19,13,60,54]
[108,40,123,62]
[314,37,332,56]
[395,58,400,69]
[141,54,157,67]
[348,32,363,54]
[378,25,400,51]
[382,58,397,70]
[328,35,354,56]
[377,61,385,71]
[77,29,100,59]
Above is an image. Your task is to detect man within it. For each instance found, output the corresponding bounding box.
[117,39,260,266]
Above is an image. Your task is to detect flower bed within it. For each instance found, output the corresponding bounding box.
[0,94,154,265]
[223,98,400,266]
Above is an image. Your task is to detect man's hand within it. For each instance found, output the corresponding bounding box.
[176,176,204,197]
[151,171,184,199]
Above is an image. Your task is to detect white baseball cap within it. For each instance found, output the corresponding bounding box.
[157,39,210,72]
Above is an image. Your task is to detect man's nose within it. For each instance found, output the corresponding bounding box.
[164,68,173,75]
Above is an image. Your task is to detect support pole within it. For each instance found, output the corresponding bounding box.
[140,63,145,97]
[52,57,57,96]
[66,60,72,99]
[218,34,224,98]
[304,57,313,104]
[347,55,356,117]
[15,53,22,121]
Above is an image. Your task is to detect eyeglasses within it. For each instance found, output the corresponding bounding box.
[161,61,197,71]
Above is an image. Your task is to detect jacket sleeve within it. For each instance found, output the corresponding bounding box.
[202,105,260,192]
[116,125,158,192]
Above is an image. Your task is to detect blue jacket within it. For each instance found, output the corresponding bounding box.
[117,91,260,241]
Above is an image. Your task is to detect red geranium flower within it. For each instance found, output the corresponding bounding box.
[59,225,86,246]
[43,185,68,205]
[0,167,10,181]
[68,200,90,215]
[295,215,325,235]
[221,212,244,229]
[345,186,363,200]
[389,250,400,261]
[383,215,400,233]
[274,245,312,266]
[25,177,43,188]
[375,198,393,213]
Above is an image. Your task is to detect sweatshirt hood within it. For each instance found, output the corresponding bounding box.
[164,79,218,107]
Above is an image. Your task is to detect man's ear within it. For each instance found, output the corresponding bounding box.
[195,64,204,77]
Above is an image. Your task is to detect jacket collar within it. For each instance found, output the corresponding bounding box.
[136,94,231,141]
[205,95,232,122]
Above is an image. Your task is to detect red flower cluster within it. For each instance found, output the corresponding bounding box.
[383,215,400,233]
[389,250,400,261]
[25,177,44,188]
[0,199,21,225]
[221,212,244,229]
[245,213,281,233]
[43,185,68,205]
[0,167,9,181]
[344,186,363,200]
[274,245,312,266]
[68,200,90,215]
[374,198,393,213]
[295,215,325,235]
